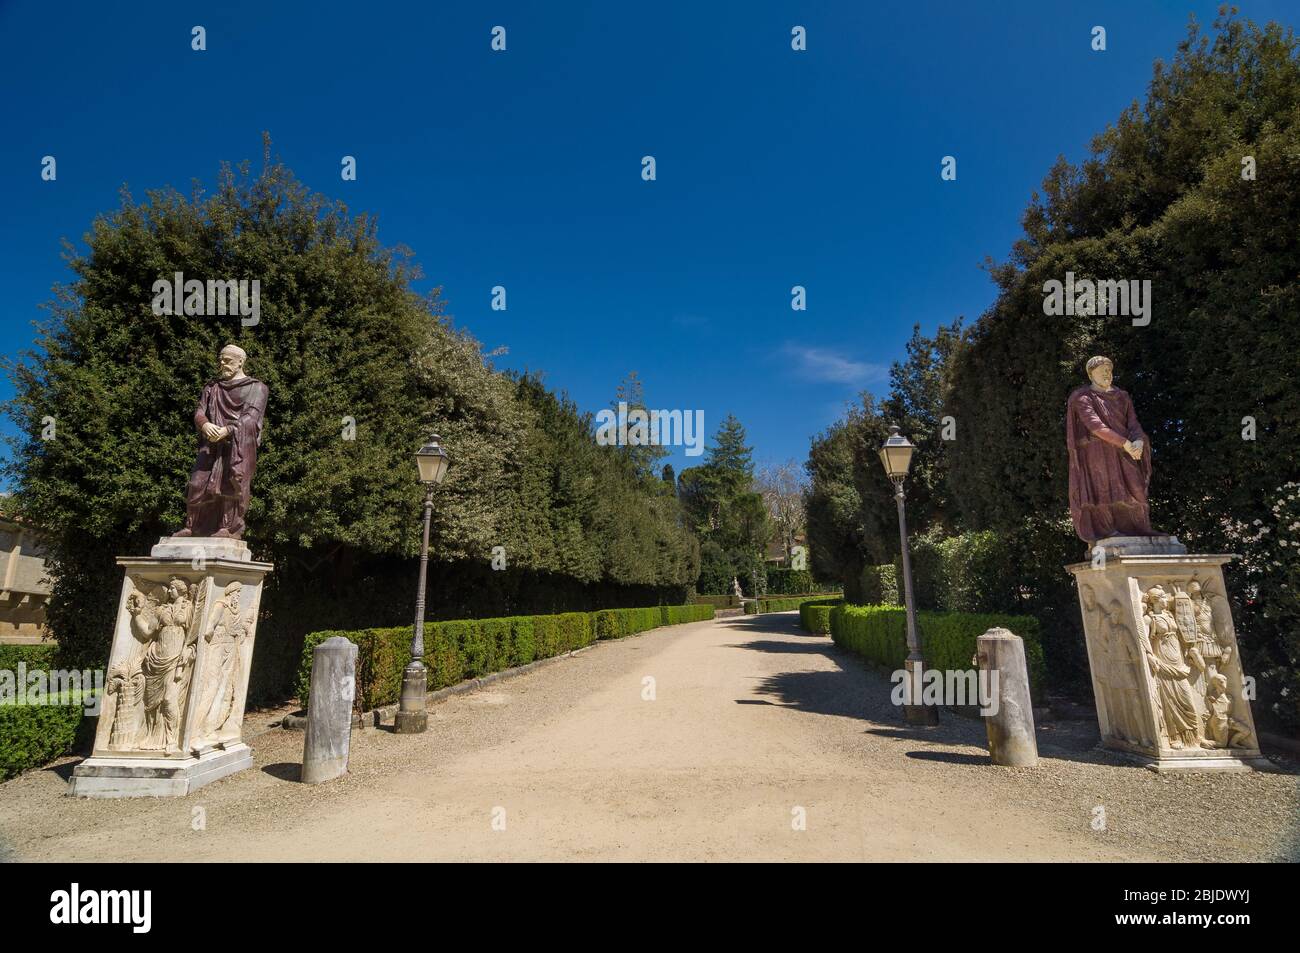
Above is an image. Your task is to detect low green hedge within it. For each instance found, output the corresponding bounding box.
[1,693,90,782]
[0,642,57,672]
[799,599,842,634]
[828,603,1046,699]
[297,603,713,708]
[1,645,90,781]
[752,594,843,614]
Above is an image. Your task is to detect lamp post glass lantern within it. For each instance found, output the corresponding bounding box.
[415,435,450,485]
[396,434,449,734]
[879,425,938,726]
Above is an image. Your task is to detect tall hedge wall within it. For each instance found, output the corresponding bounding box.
[297,603,713,709]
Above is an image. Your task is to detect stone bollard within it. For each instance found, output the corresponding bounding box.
[974,627,1039,767]
[301,636,358,784]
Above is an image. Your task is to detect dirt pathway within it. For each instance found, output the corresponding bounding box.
[1,613,1295,861]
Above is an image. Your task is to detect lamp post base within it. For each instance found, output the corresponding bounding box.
[903,657,940,726]
[903,704,940,726]
[395,661,428,734]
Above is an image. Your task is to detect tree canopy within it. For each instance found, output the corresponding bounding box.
[2,146,699,697]
[805,11,1300,723]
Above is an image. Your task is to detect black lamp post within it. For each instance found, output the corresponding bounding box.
[879,425,938,726]
[395,434,450,735]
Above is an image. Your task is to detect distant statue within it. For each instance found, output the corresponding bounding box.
[732,577,744,602]
[174,345,269,539]
[1066,356,1157,543]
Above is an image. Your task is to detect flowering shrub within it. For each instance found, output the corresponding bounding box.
[1223,482,1300,731]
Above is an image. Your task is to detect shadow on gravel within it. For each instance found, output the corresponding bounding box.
[723,639,833,655]
[42,760,77,783]
[905,750,991,766]
[720,613,825,637]
[262,762,302,782]
[726,609,1242,770]
[744,668,889,721]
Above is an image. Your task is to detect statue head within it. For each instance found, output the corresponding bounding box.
[1144,585,1169,611]
[219,344,248,381]
[1209,672,1228,695]
[166,576,189,601]
[1188,581,1203,598]
[1086,355,1114,389]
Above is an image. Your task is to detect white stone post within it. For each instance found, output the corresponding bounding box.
[975,627,1039,767]
[302,637,358,784]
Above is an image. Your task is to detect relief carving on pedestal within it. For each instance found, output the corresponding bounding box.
[1137,579,1255,752]
[1081,584,1153,748]
[104,576,207,752]
[191,581,256,746]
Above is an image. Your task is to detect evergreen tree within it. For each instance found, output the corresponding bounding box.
[1,147,701,695]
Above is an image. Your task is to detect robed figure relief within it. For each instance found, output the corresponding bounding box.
[1141,586,1202,749]
[174,344,269,540]
[105,576,207,752]
[1066,356,1156,543]
[193,581,255,743]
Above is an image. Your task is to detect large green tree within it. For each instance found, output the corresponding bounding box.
[806,12,1300,719]
[2,147,699,698]
[946,11,1300,717]
[679,414,770,593]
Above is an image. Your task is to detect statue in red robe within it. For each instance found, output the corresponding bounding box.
[174,345,269,539]
[1066,356,1156,543]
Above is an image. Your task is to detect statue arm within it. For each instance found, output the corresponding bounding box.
[248,382,268,425]
[1074,397,1128,448]
[194,383,212,432]
[1123,393,1148,444]
[243,382,269,444]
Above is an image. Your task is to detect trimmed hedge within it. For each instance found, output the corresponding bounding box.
[799,599,842,634]
[297,603,713,708]
[766,568,813,594]
[1,693,89,782]
[858,564,901,606]
[752,593,842,614]
[1,644,89,781]
[828,603,1046,699]
[0,642,57,672]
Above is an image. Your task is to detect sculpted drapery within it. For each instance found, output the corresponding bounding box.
[1066,356,1155,543]
[175,345,268,540]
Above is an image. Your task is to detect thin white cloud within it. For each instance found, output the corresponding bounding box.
[782,344,886,386]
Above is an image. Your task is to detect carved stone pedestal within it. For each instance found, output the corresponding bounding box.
[1067,548,1269,773]
[69,538,272,798]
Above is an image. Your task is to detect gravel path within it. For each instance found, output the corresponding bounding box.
[1,612,1296,861]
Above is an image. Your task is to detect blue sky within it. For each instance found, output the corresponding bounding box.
[3,0,1294,477]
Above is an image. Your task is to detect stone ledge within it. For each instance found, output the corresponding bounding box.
[150,535,253,562]
[68,743,253,798]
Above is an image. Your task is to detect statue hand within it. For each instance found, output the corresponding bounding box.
[202,422,224,442]
[1124,440,1143,460]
